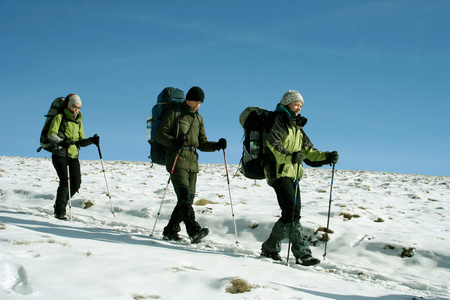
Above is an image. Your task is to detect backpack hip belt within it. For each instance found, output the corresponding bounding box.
[182,146,197,152]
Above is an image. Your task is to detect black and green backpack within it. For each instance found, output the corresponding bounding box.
[37,97,68,153]
[239,106,274,180]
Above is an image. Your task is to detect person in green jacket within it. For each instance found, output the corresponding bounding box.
[156,86,227,243]
[261,90,339,266]
[47,94,99,220]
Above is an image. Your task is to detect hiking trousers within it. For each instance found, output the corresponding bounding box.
[163,168,201,237]
[261,177,312,258]
[52,155,81,215]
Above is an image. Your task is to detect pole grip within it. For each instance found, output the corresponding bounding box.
[96,143,103,160]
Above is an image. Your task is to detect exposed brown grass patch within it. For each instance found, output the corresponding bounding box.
[194,199,217,206]
[84,200,94,209]
[226,277,253,294]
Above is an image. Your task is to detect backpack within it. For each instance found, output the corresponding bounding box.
[37,97,68,153]
[147,87,185,165]
[238,107,274,180]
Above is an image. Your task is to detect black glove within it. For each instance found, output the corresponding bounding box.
[292,151,305,164]
[59,139,74,149]
[217,138,227,150]
[91,134,100,146]
[172,137,186,150]
[327,151,339,164]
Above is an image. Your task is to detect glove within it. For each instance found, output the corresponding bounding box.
[292,152,305,164]
[217,138,227,150]
[172,137,186,150]
[59,139,74,149]
[91,134,100,146]
[327,151,339,164]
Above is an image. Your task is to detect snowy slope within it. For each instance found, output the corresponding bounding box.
[1,156,449,299]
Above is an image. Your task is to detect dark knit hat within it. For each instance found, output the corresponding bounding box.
[186,86,205,102]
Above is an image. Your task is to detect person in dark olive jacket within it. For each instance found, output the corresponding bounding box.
[47,94,99,220]
[261,90,339,266]
[156,86,227,244]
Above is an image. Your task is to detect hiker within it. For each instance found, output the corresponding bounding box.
[47,94,99,220]
[156,86,227,243]
[261,90,339,266]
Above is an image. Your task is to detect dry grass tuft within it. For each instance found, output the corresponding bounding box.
[84,200,94,209]
[400,247,415,258]
[226,277,252,294]
[133,294,161,299]
[339,212,360,220]
[194,199,216,206]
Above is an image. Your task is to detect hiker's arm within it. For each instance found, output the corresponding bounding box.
[155,108,177,147]
[47,114,64,146]
[197,119,220,152]
[75,121,95,147]
[301,130,330,167]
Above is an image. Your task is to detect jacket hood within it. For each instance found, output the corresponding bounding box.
[64,108,83,122]
[275,103,307,128]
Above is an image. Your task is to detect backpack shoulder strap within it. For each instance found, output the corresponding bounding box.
[173,103,181,138]
[196,112,203,127]
[58,112,69,138]
[173,103,181,119]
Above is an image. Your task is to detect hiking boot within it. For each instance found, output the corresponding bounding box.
[163,232,183,241]
[296,254,320,266]
[261,250,282,261]
[55,213,68,221]
[190,227,209,244]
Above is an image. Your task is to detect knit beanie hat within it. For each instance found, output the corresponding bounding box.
[67,94,82,108]
[280,90,304,106]
[186,86,205,102]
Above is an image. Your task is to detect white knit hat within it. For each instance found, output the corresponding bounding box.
[280,90,304,106]
[67,94,82,108]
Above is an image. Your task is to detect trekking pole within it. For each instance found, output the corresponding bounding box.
[323,163,336,260]
[95,142,116,217]
[66,148,73,222]
[150,152,179,237]
[286,163,301,266]
[223,149,239,244]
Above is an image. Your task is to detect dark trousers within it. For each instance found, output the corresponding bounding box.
[52,155,81,215]
[262,177,312,258]
[163,168,201,237]
[273,177,301,223]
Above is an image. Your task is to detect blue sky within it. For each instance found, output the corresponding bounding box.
[1,0,449,177]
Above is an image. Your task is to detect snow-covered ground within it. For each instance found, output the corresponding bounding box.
[1,155,449,299]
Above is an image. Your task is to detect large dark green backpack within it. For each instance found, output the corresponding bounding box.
[37,97,68,153]
[147,87,184,165]
[239,107,274,180]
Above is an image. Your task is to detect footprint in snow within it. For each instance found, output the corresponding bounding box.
[0,263,33,295]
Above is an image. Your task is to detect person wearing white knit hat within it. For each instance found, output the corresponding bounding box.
[67,94,82,118]
[280,90,304,106]
[47,93,99,220]
[260,89,339,266]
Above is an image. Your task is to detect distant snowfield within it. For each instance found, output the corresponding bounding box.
[1,156,449,300]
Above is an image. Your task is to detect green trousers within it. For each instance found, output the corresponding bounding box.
[163,168,201,237]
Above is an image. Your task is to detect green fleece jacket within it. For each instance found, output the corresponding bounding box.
[48,109,86,158]
[156,102,219,173]
[263,104,331,186]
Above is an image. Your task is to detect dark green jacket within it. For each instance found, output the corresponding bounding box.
[263,104,331,186]
[156,102,219,173]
